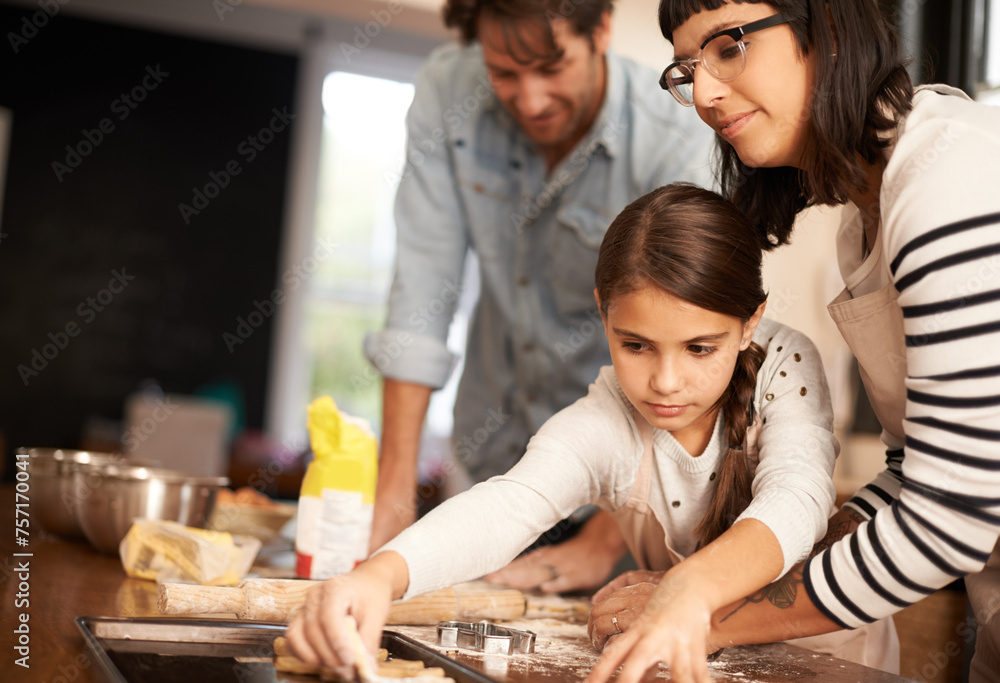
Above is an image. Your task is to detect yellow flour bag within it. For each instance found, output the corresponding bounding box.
[294,396,378,579]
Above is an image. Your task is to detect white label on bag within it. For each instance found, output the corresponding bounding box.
[309,489,373,579]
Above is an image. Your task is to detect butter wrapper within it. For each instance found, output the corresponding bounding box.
[119,519,261,585]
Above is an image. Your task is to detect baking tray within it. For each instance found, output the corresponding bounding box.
[76,616,497,683]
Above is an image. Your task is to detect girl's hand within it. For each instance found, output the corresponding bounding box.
[285,558,400,680]
[586,574,715,683]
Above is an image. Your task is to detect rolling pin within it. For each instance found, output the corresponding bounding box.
[157,578,527,623]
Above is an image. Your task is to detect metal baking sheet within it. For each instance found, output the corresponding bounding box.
[76,616,496,683]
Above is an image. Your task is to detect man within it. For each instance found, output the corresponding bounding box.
[364,0,714,591]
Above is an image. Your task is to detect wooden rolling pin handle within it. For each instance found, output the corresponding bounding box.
[456,589,526,621]
[240,578,316,621]
[158,579,526,624]
[158,583,244,616]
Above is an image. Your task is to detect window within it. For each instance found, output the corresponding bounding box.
[980,0,1000,103]
[268,45,472,488]
[304,71,414,425]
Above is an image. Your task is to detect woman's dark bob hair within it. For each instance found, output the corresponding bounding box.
[658,0,913,249]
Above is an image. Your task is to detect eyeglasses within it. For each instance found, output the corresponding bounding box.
[660,13,789,106]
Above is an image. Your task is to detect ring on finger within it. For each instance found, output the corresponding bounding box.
[611,614,621,633]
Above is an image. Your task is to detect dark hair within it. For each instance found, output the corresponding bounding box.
[596,183,767,547]
[443,0,614,63]
[658,0,913,249]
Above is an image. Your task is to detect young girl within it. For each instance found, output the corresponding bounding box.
[286,183,873,680]
[589,2,1000,682]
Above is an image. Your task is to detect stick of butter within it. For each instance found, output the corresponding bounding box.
[120,519,262,585]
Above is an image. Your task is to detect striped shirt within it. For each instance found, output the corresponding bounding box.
[804,85,1000,628]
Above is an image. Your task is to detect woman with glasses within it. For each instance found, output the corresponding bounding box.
[588,1,1000,683]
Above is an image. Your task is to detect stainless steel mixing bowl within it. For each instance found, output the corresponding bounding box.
[73,462,229,554]
[24,447,130,538]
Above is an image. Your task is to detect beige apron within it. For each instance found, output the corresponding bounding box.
[608,408,899,672]
[829,231,1000,679]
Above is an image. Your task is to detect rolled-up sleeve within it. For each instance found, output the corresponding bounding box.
[363,48,469,389]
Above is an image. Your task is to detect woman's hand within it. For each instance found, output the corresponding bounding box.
[285,553,407,680]
[586,572,715,683]
[591,569,665,604]
[587,575,662,650]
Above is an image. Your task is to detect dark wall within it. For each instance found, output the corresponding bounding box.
[902,0,987,94]
[0,5,299,478]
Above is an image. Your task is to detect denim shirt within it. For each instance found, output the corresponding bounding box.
[365,42,715,481]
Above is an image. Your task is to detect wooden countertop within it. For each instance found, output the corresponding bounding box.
[1,484,163,681]
[0,484,914,682]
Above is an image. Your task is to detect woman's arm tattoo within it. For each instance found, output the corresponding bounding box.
[718,509,868,622]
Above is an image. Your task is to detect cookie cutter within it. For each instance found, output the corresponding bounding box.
[435,620,536,655]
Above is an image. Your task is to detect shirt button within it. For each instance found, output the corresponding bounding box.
[671,500,681,508]
[709,472,716,481]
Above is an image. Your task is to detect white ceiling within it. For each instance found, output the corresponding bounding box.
[3,0,672,68]
[243,0,672,68]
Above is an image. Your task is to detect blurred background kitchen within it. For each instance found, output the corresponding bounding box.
[0,0,998,679]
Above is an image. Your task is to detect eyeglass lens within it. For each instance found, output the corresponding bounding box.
[666,34,747,104]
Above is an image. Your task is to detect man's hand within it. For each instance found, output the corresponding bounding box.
[484,510,627,593]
